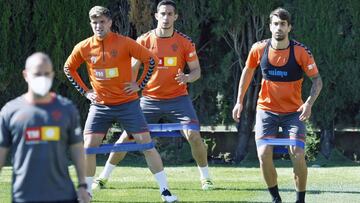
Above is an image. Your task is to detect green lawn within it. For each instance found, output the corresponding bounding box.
[1,159,360,203]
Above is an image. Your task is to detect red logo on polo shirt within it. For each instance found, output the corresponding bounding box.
[25,127,41,141]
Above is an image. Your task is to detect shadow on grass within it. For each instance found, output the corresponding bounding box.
[213,187,360,195]
[92,201,269,203]
[94,154,359,168]
[101,185,360,195]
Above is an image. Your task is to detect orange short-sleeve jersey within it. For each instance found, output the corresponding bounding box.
[64,32,157,105]
[137,30,198,99]
[246,39,319,113]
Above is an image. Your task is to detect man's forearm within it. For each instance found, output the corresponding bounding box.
[186,67,201,83]
[131,58,142,82]
[305,75,323,106]
[70,143,86,184]
[64,66,89,95]
[236,67,256,104]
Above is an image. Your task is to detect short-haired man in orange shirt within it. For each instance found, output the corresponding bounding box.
[64,6,177,202]
[232,8,322,203]
[93,0,214,192]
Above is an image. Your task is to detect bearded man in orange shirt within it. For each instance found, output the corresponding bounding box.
[232,8,323,203]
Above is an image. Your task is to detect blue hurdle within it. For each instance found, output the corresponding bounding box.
[85,142,155,154]
[85,123,197,154]
[256,138,305,154]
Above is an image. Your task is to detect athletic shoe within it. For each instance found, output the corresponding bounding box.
[161,189,177,202]
[91,178,108,190]
[272,197,282,203]
[201,179,214,190]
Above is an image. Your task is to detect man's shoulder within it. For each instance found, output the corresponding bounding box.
[74,36,93,49]
[54,94,76,109]
[251,39,270,51]
[174,30,195,45]
[137,30,154,41]
[1,96,25,116]
[292,40,314,57]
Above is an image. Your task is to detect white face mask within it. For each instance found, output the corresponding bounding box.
[28,76,53,96]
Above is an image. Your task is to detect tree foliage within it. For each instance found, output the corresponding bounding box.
[0,0,359,135]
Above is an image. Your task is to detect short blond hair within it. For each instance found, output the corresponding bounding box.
[89,6,111,19]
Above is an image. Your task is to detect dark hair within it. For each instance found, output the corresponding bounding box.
[157,0,177,13]
[269,7,291,25]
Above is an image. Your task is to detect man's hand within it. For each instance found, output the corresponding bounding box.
[297,102,312,121]
[175,69,189,85]
[232,103,243,123]
[124,82,140,95]
[77,187,90,203]
[84,89,99,103]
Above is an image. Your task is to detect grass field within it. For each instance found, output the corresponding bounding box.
[1,158,360,203]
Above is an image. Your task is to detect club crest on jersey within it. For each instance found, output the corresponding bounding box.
[51,110,62,121]
[158,57,177,67]
[171,43,178,52]
[111,49,118,58]
[25,126,60,144]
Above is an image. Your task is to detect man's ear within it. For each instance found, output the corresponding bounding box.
[22,69,29,82]
[155,13,159,21]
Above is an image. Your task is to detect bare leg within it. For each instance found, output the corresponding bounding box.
[289,146,308,191]
[257,145,278,187]
[183,130,208,167]
[132,132,164,173]
[107,131,131,165]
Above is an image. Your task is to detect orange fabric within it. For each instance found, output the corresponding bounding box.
[137,30,198,99]
[246,40,319,113]
[65,32,158,105]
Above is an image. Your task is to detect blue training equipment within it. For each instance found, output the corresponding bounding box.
[85,123,198,154]
[85,142,155,154]
[256,138,305,154]
[149,123,199,137]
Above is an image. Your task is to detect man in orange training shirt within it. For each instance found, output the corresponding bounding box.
[64,6,177,202]
[93,0,214,192]
[232,8,323,203]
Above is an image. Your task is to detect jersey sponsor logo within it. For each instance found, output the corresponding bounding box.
[94,67,119,80]
[268,69,288,77]
[158,57,177,67]
[25,126,60,143]
[41,126,60,141]
[25,127,41,141]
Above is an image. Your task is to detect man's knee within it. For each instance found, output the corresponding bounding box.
[186,131,202,143]
[133,132,152,144]
[289,147,306,160]
[84,133,104,147]
[257,147,273,164]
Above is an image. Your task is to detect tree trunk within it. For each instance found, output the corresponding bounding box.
[320,121,335,159]
[233,15,263,163]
